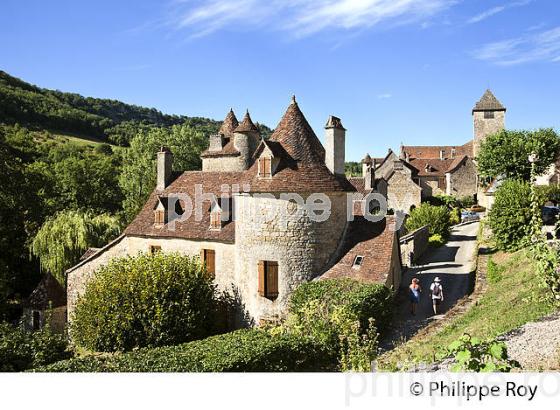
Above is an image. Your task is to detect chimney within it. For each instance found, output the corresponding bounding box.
[325,115,346,176]
[440,149,445,160]
[157,146,173,191]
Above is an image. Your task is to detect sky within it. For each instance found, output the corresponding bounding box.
[1,0,560,161]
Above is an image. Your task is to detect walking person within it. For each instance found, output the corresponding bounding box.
[409,250,415,268]
[430,277,444,315]
[409,278,421,316]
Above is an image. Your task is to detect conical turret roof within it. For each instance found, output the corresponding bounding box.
[269,96,326,164]
[218,109,239,137]
[234,110,259,133]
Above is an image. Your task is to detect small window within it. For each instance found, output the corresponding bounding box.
[484,111,495,119]
[210,211,222,230]
[353,255,364,267]
[149,245,162,255]
[258,157,272,177]
[258,261,278,300]
[201,249,216,276]
[154,210,165,225]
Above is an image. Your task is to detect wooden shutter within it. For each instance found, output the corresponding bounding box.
[206,250,215,276]
[266,261,278,299]
[258,261,265,297]
[259,157,271,177]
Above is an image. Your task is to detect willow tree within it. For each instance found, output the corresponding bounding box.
[31,210,122,285]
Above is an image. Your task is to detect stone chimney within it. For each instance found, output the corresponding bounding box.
[325,115,346,176]
[157,146,173,191]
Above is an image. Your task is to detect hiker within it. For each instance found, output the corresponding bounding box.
[430,277,444,315]
[409,278,421,316]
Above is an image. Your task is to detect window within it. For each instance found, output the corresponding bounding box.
[258,157,272,177]
[32,310,41,331]
[353,255,364,268]
[149,245,161,254]
[484,111,495,119]
[201,249,216,276]
[210,211,222,230]
[154,210,165,225]
[258,261,278,300]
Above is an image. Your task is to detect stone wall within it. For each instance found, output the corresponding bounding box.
[202,156,244,172]
[234,193,348,324]
[473,110,505,157]
[419,177,445,198]
[399,225,429,267]
[448,158,477,198]
[66,235,236,323]
[386,169,422,213]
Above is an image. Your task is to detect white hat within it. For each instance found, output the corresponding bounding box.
[434,277,441,282]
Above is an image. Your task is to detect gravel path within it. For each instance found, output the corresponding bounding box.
[497,312,560,370]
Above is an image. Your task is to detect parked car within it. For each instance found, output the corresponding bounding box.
[542,206,560,225]
[461,211,480,223]
[469,205,486,213]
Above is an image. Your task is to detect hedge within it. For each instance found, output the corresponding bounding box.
[0,322,70,371]
[288,278,393,333]
[34,329,336,372]
[405,203,451,238]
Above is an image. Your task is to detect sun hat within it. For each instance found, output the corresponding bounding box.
[434,277,441,282]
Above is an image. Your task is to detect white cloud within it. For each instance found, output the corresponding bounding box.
[472,26,560,65]
[167,0,457,38]
[377,93,392,99]
[466,0,531,24]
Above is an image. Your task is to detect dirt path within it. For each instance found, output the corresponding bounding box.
[380,222,479,351]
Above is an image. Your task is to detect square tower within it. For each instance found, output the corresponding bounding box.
[472,89,506,158]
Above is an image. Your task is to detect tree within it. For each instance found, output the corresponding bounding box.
[31,210,122,284]
[70,253,217,352]
[119,124,207,221]
[477,129,560,181]
[405,203,451,238]
[488,179,532,251]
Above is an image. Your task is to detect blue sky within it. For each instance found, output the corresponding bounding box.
[2,0,560,161]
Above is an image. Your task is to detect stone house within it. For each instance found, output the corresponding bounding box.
[356,90,506,205]
[23,273,67,333]
[66,97,402,326]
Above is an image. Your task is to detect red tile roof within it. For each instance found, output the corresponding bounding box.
[200,138,240,158]
[401,141,473,160]
[219,109,239,137]
[321,216,398,284]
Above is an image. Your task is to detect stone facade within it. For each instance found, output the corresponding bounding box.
[399,225,429,267]
[202,155,245,172]
[385,166,422,212]
[447,158,478,198]
[473,110,506,158]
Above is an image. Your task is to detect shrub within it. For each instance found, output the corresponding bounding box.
[428,234,445,247]
[406,203,451,238]
[34,329,336,372]
[458,195,476,209]
[0,322,70,371]
[283,279,393,371]
[440,334,520,372]
[488,179,532,251]
[71,252,217,352]
[449,207,461,225]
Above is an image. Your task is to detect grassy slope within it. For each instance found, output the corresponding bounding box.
[378,248,555,368]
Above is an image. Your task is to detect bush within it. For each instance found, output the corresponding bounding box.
[406,203,451,238]
[0,322,70,371]
[34,329,336,372]
[71,253,217,352]
[458,195,476,209]
[428,234,445,247]
[449,207,461,225]
[488,179,532,251]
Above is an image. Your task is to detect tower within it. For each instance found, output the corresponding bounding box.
[472,89,506,158]
[233,110,260,170]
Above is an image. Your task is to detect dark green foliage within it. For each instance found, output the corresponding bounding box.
[0,322,70,371]
[406,203,451,238]
[477,128,560,181]
[488,179,532,251]
[71,253,217,352]
[345,161,362,177]
[487,259,505,283]
[288,278,393,333]
[34,329,335,372]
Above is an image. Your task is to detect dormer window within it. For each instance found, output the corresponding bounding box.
[258,157,272,178]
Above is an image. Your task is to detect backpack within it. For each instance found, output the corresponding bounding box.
[432,283,441,297]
